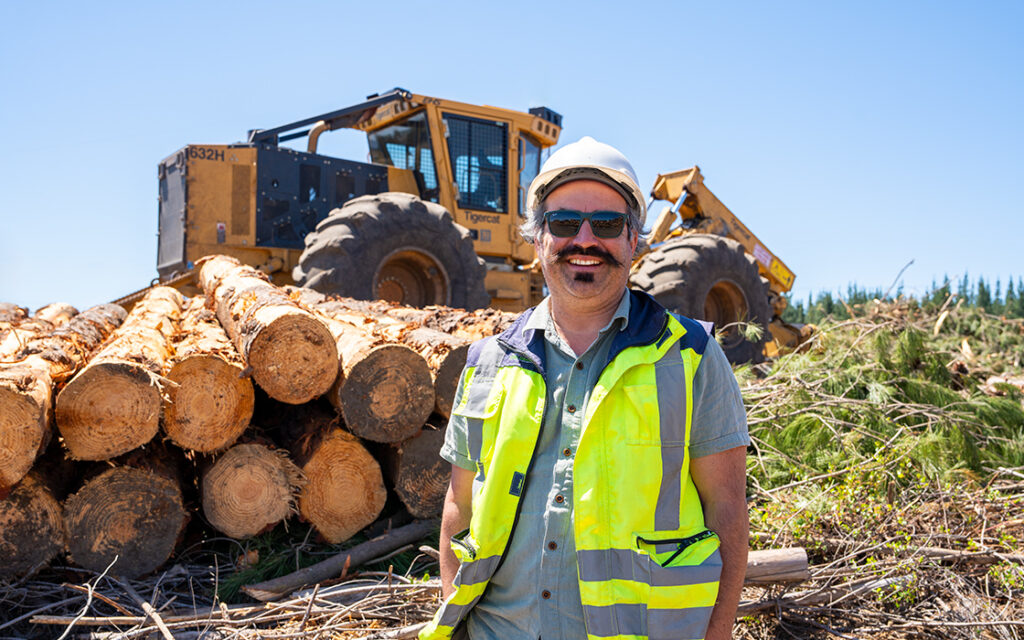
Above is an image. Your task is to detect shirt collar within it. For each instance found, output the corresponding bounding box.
[524,290,632,335]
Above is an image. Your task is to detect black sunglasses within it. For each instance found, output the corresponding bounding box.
[544,209,629,239]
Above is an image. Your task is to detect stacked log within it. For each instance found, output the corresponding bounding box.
[327,297,516,342]
[0,303,78,361]
[0,472,67,579]
[383,420,450,518]
[301,296,435,442]
[0,302,28,324]
[164,297,254,452]
[1,258,526,579]
[55,288,182,460]
[201,442,302,539]
[33,302,79,326]
[198,255,338,404]
[63,450,187,579]
[0,303,125,494]
[293,289,469,419]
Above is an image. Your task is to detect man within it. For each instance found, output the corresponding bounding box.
[420,137,749,640]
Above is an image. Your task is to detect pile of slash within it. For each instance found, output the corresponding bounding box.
[2,284,1023,639]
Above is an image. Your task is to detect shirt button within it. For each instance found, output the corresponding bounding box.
[555,494,565,503]
[575,361,584,370]
[541,590,552,599]
[547,541,558,550]
[567,404,576,413]
[562,447,572,457]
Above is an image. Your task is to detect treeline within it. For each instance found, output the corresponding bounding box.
[782,274,1024,324]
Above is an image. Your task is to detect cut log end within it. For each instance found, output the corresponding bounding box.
[299,429,386,544]
[338,344,434,442]
[64,466,186,579]
[202,443,301,539]
[56,362,161,460]
[0,381,48,493]
[249,313,338,404]
[433,344,469,418]
[0,474,66,579]
[391,427,449,518]
[165,355,254,452]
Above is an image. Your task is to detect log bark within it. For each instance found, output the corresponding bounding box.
[164,297,254,452]
[384,422,449,518]
[291,426,387,544]
[0,302,28,324]
[33,302,78,326]
[63,461,187,579]
[198,255,337,404]
[310,307,434,442]
[201,442,302,539]
[0,304,126,494]
[744,547,810,584]
[241,519,437,601]
[0,473,67,579]
[55,288,182,460]
[294,290,468,419]
[320,296,515,342]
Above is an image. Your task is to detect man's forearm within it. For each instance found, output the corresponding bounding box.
[440,467,474,598]
[703,499,749,640]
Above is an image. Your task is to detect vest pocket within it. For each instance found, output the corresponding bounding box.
[449,527,477,563]
[450,378,503,463]
[622,383,660,444]
[634,530,721,639]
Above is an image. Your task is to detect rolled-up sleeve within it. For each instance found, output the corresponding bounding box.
[439,369,476,471]
[688,338,750,458]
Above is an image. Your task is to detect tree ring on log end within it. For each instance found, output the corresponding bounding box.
[0,475,66,579]
[202,443,299,539]
[165,356,254,452]
[339,344,433,443]
[248,313,338,404]
[299,429,385,544]
[55,362,161,460]
[64,467,185,579]
[392,427,449,518]
[0,386,46,492]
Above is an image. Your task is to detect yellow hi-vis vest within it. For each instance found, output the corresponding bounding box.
[421,291,721,640]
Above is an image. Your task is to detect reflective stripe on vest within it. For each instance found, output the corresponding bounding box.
[420,306,720,640]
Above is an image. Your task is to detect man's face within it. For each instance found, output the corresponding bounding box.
[536,180,638,310]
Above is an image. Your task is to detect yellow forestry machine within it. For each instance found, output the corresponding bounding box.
[136,88,800,362]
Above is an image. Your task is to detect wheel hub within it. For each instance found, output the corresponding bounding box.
[704,280,750,350]
[373,248,450,307]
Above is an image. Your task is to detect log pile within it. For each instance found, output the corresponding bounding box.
[0,258,510,580]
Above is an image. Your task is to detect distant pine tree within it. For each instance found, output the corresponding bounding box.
[959,272,971,304]
[1006,279,1018,318]
[977,277,992,311]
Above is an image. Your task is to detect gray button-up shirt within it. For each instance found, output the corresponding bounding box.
[440,292,749,640]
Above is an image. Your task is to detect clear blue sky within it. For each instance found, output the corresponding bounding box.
[2,1,1021,312]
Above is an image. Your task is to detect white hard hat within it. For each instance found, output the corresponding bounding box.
[526,136,646,227]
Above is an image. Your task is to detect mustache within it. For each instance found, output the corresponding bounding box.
[555,245,623,268]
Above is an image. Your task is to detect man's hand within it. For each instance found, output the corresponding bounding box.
[440,464,475,598]
[690,445,749,640]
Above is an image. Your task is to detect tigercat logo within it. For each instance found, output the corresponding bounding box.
[467,212,500,224]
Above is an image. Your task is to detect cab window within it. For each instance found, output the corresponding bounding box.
[443,114,507,213]
[518,134,541,216]
[367,111,439,202]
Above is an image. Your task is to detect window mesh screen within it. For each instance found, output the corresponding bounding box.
[444,115,507,212]
[367,111,438,201]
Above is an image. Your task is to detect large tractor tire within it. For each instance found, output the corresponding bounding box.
[294,193,490,311]
[630,234,771,364]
